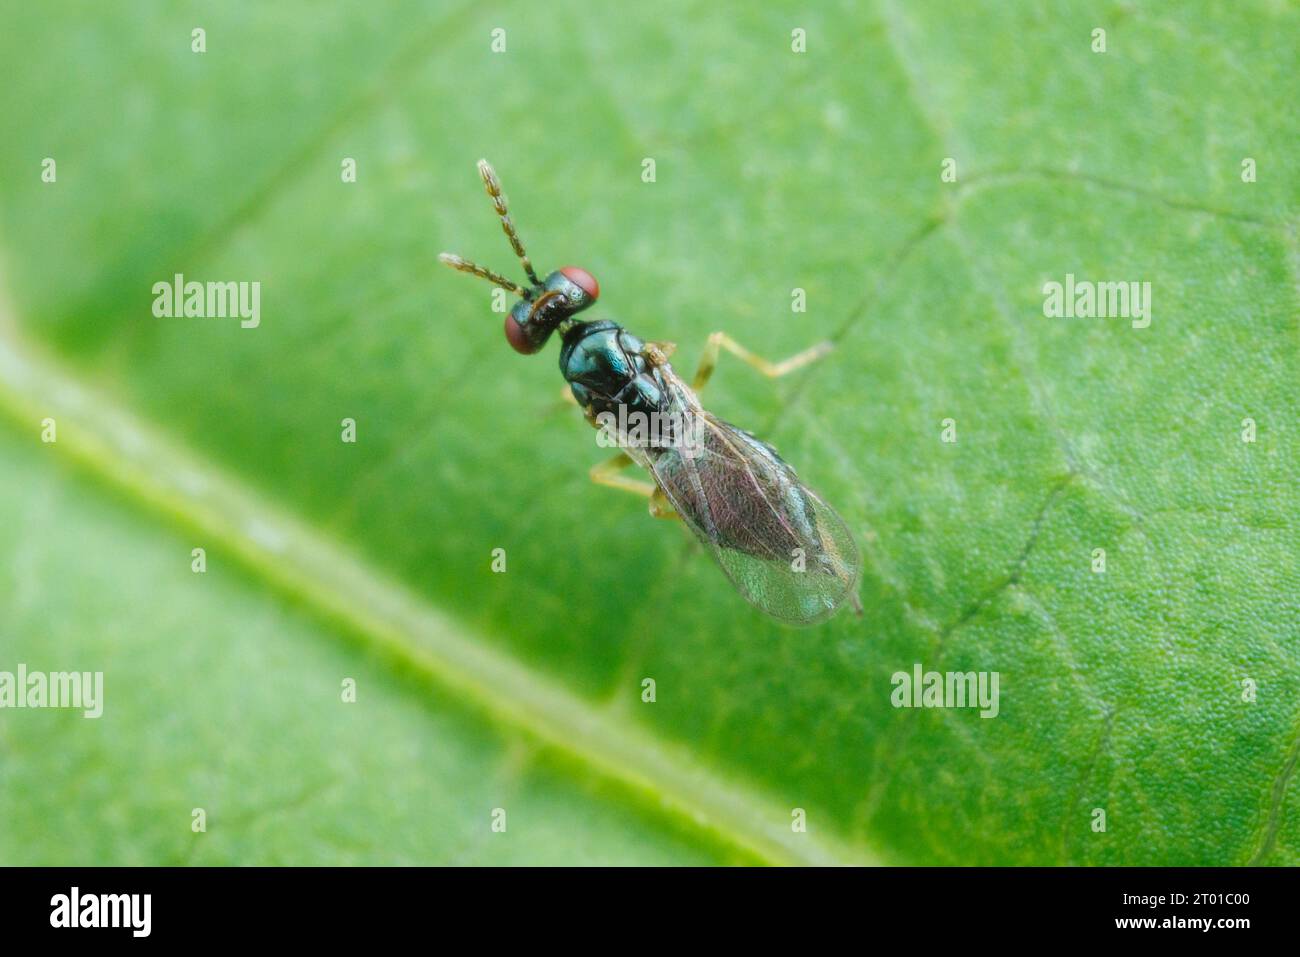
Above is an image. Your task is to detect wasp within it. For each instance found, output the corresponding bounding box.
[441,161,862,624]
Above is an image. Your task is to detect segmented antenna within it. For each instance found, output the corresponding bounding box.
[438,253,531,299]
[477,159,542,287]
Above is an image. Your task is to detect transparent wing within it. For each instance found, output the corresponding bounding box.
[647,409,862,625]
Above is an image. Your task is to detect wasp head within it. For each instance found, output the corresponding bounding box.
[501,267,600,354]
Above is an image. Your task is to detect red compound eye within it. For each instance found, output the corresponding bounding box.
[559,266,599,300]
[504,314,540,354]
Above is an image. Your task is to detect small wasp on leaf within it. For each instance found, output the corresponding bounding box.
[441,160,862,624]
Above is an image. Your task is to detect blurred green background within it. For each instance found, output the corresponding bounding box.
[0,1,1296,865]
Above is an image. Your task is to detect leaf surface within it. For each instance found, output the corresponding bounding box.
[0,0,1295,864]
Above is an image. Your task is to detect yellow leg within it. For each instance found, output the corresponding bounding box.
[589,452,656,497]
[649,486,679,520]
[692,332,833,393]
[589,453,679,520]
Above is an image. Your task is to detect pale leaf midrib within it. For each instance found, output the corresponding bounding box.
[0,310,878,867]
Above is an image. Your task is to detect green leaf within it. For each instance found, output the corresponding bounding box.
[0,0,1295,865]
